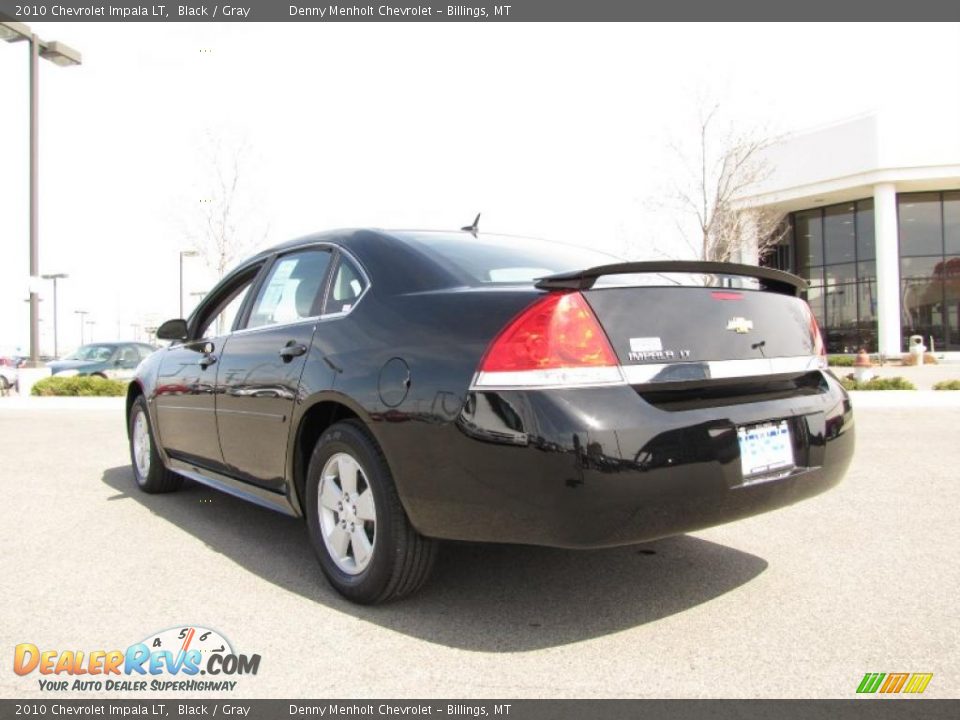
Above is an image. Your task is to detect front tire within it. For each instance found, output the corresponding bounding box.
[305,420,436,604]
[128,396,183,493]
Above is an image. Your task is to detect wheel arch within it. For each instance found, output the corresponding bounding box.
[125,380,145,437]
[290,394,379,515]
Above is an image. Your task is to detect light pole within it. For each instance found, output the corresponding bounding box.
[74,310,89,346]
[86,320,95,343]
[179,250,199,318]
[1,22,81,367]
[41,272,68,358]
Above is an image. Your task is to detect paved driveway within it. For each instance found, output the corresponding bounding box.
[0,399,956,698]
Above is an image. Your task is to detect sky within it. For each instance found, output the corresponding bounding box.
[1,22,958,355]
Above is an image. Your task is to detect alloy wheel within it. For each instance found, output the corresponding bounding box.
[132,410,151,479]
[317,452,377,575]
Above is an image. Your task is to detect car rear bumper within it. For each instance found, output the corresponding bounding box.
[394,370,854,548]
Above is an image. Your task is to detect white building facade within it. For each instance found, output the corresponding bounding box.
[741,108,960,356]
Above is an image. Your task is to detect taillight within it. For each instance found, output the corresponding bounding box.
[806,303,827,360]
[474,292,624,388]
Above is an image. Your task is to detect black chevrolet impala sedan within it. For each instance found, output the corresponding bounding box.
[127,228,854,603]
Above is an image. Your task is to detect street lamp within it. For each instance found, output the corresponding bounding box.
[179,250,199,318]
[41,272,68,358]
[1,21,81,368]
[86,320,96,343]
[74,310,89,345]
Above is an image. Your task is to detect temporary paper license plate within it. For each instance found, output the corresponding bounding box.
[737,420,794,478]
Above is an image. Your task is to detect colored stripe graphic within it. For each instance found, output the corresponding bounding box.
[880,673,910,693]
[903,673,934,694]
[857,673,885,693]
[857,672,933,694]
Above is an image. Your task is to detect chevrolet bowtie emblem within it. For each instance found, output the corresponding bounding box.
[726,317,754,334]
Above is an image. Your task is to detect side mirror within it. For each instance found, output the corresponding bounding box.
[156,318,189,341]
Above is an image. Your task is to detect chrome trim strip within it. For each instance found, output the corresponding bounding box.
[215,408,286,419]
[472,367,626,390]
[229,317,318,337]
[621,355,826,385]
[470,356,826,391]
[155,405,216,412]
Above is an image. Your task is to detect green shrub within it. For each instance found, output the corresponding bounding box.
[839,376,916,391]
[31,375,128,397]
[828,355,856,367]
[933,380,960,391]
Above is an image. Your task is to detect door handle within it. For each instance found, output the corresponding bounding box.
[279,342,308,362]
[198,354,217,369]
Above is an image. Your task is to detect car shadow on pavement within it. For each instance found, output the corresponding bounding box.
[102,465,767,653]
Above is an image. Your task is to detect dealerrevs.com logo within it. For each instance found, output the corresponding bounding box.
[14,626,261,692]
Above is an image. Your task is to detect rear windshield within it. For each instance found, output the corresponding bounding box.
[593,273,762,290]
[395,232,620,285]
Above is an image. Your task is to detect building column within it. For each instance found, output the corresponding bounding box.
[873,183,902,356]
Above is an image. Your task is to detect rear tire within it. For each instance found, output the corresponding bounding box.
[305,420,436,604]
[128,396,182,494]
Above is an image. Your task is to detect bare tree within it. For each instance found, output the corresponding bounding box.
[668,104,787,264]
[179,134,271,333]
[188,133,270,281]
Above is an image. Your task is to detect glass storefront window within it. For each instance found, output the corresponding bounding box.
[825,263,857,286]
[794,210,823,277]
[824,283,859,353]
[824,204,856,265]
[899,193,943,256]
[947,255,960,350]
[901,279,945,349]
[901,255,943,282]
[857,280,877,323]
[776,192,960,351]
[856,199,875,261]
[804,285,825,330]
[945,192,960,255]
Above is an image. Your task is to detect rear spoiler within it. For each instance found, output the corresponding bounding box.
[535,261,807,296]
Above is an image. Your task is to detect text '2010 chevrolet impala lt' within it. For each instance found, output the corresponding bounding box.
[126,228,854,604]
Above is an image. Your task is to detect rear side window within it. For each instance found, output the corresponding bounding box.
[323,256,368,315]
[247,250,332,329]
[118,346,141,365]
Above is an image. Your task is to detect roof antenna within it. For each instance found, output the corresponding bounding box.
[461,213,481,236]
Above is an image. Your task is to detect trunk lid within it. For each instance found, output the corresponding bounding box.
[536,261,823,386]
[583,285,817,366]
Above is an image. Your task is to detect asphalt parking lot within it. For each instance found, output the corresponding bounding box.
[1,399,957,699]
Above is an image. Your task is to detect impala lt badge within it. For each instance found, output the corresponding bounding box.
[726,317,754,334]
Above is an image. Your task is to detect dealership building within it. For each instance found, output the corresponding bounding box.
[741,107,960,356]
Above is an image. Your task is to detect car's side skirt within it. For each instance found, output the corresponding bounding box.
[167,457,298,517]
